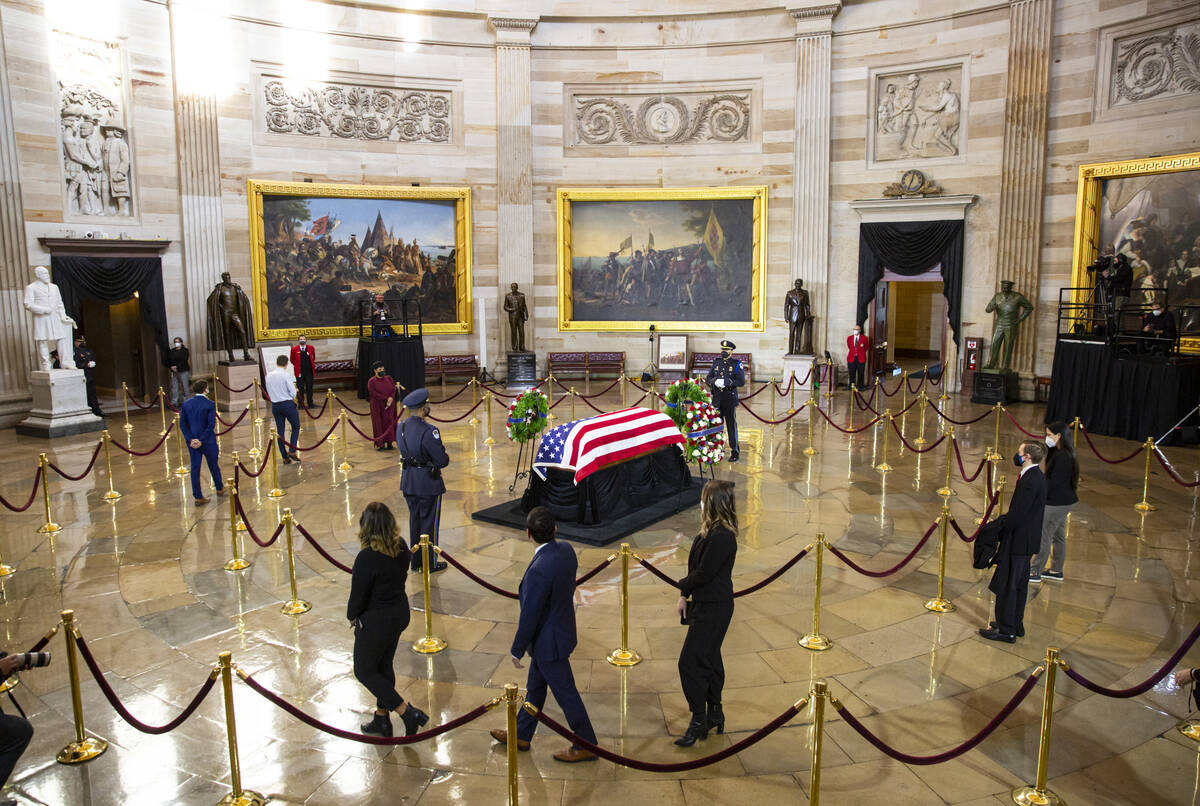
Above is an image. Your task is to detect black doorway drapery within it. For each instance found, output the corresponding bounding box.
[50,256,170,355]
[856,219,964,346]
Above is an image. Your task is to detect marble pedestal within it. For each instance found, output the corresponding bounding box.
[215,362,258,412]
[16,370,105,438]
[781,354,817,390]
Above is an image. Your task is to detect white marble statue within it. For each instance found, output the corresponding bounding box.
[24,266,77,371]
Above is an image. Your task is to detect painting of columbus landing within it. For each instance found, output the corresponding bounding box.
[556,187,767,332]
[247,180,473,340]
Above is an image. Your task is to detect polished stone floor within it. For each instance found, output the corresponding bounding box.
[1,380,1198,805]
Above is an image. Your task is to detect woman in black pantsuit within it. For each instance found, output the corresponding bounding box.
[674,480,738,747]
[348,502,429,737]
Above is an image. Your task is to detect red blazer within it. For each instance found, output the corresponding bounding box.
[847,333,870,363]
[290,344,316,377]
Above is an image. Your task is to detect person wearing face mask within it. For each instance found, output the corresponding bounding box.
[290,334,316,408]
[705,340,745,462]
[1030,422,1078,583]
[165,336,190,409]
[1140,301,1177,354]
[980,440,1047,643]
[367,361,398,451]
[846,324,870,389]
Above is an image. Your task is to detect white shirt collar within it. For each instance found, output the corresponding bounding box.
[533,541,552,557]
[1019,462,1037,478]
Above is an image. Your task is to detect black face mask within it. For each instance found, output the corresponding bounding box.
[1013,452,1024,468]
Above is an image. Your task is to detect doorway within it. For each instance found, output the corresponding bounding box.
[78,295,160,407]
[869,266,948,377]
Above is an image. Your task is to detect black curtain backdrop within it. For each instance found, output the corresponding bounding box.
[356,336,425,398]
[856,220,964,346]
[50,256,169,354]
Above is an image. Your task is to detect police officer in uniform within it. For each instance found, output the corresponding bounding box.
[706,340,746,462]
[398,388,449,572]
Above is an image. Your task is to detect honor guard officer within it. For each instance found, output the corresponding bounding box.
[706,340,746,462]
[398,388,449,572]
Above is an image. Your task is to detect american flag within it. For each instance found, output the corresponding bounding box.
[533,407,684,484]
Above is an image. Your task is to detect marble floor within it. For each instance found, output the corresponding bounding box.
[0,380,1198,805]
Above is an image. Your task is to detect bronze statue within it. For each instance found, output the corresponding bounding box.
[503,282,528,352]
[983,280,1033,372]
[206,271,256,363]
[784,278,813,355]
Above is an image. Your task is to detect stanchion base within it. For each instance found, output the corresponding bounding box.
[799,633,832,651]
[267,489,286,499]
[468,416,479,425]
[986,452,1001,463]
[1011,785,1064,805]
[875,463,892,473]
[337,462,353,473]
[281,599,312,615]
[224,558,251,571]
[217,790,267,806]
[38,522,62,535]
[924,597,956,613]
[56,737,108,764]
[936,487,957,498]
[1178,718,1200,741]
[103,490,122,501]
[1134,501,1155,512]
[0,564,14,577]
[122,424,133,433]
[174,466,189,477]
[484,437,496,445]
[412,636,447,655]
[328,434,339,442]
[253,417,264,426]
[606,648,643,667]
[803,447,818,456]
[0,674,18,693]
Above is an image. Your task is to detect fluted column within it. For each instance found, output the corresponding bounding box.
[995,0,1053,377]
[490,16,538,360]
[168,0,229,377]
[0,16,32,422]
[789,4,840,356]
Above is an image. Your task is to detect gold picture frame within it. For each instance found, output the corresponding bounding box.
[247,179,473,341]
[1069,151,1200,350]
[556,186,767,332]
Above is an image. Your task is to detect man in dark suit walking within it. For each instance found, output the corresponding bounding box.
[980,440,1047,643]
[179,378,226,505]
[490,507,598,763]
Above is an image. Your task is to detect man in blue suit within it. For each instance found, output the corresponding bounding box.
[179,379,226,505]
[490,507,597,763]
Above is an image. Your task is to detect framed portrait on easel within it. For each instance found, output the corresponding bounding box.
[657,334,688,372]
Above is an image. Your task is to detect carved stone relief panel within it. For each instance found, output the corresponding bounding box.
[52,30,134,219]
[1110,20,1200,107]
[867,60,968,168]
[563,81,761,154]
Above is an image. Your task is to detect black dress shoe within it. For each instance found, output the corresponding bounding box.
[399,704,429,736]
[360,712,392,736]
[282,454,292,464]
[674,716,709,747]
[989,620,1025,637]
[979,627,1016,644]
[706,703,725,735]
[729,451,740,463]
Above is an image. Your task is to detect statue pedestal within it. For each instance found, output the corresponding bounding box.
[16,370,104,438]
[216,362,259,412]
[781,354,817,389]
[971,370,1018,405]
[505,352,538,392]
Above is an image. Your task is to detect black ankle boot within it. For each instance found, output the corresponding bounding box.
[399,703,429,736]
[706,703,725,735]
[361,712,392,737]
[673,715,709,747]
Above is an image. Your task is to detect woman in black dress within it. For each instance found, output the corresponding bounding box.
[348,502,429,736]
[674,479,738,746]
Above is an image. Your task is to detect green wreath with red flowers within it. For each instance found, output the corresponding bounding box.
[505,390,549,443]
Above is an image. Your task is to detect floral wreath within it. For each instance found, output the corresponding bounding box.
[682,400,726,466]
[663,378,711,429]
[506,390,549,443]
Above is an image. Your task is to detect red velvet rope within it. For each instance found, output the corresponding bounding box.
[878,376,904,397]
[239,669,496,745]
[26,626,58,653]
[837,670,1043,765]
[737,399,807,425]
[110,422,175,456]
[1154,449,1200,488]
[0,466,43,513]
[947,495,1000,543]
[528,701,802,772]
[1078,427,1143,464]
[234,496,285,548]
[480,380,545,399]
[428,382,473,404]
[905,374,927,394]
[332,394,369,416]
[213,376,254,393]
[825,519,940,578]
[343,409,403,441]
[953,441,990,483]
[1063,618,1200,698]
[47,441,103,481]
[234,441,273,478]
[886,420,947,454]
[123,386,159,409]
[637,557,681,588]
[732,546,812,597]
[854,387,878,411]
[929,403,991,425]
[1001,407,1042,439]
[294,522,353,573]
[811,405,881,434]
[300,397,331,420]
[427,399,485,423]
[292,419,339,452]
[574,556,615,585]
[437,549,519,598]
[552,377,621,399]
[215,406,251,434]
[75,632,216,734]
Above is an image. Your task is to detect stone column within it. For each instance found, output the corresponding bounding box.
[0,17,32,423]
[168,0,230,378]
[788,4,840,357]
[994,0,1053,380]
[489,16,538,367]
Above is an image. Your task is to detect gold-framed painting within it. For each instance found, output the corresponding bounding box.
[1070,151,1200,350]
[247,179,473,341]
[556,186,767,332]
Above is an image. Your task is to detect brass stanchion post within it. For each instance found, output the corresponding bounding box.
[997,476,1007,512]
[326,389,338,438]
[975,454,997,525]
[247,395,262,458]
[804,397,817,456]
[788,371,796,414]
[1070,416,1081,449]
[988,403,1002,461]
[1011,648,1063,806]
[38,453,61,534]
[1134,437,1156,511]
[620,372,627,408]
[469,378,480,425]
[770,378,777,422]
[157,385,167,436]
[280,509,310,614]
[231,454,247,532]
[337,411,353,473]
[848,384,855,431]
[412,533,447,654]
[914,390,928,446]
[121,381,132,433]
[56,610,107,764]
[0,540,13,577]
[172,414,189,476]
[800,536,831,650]
[546,372,556,420]
[607,543,642,667]
[873,374,880,406]
[253,380,264,424]
[505,683,520,806]
[217,652,266,806]
[101,431,121,501]
[808,680,828,806]
[901,369,908,412]
[824,359,834,401]
[937,427,957,498]
[267,427,285,498]
[224,484,250,571]
[570,386,577,420]
[875,410,893,473]
[484,392,496,445]
[924,505,955,612]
